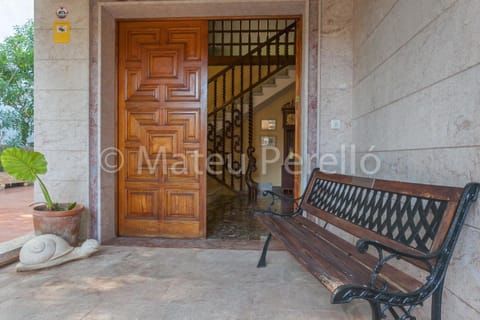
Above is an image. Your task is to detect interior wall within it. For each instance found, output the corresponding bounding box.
[352,0,480,319]
[252,86,295,186]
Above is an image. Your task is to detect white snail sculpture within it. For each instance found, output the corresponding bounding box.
[16,234,100,272]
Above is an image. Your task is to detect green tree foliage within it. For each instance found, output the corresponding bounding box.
[0,20,34,147]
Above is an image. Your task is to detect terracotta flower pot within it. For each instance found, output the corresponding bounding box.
[32,204,84,245]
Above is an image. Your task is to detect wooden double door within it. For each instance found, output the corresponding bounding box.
[117,20,207,238]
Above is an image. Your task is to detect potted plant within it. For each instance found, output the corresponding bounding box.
[0,147,83,245]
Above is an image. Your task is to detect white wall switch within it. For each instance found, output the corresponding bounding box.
[330,119,341,129]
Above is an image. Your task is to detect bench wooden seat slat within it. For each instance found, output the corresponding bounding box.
[254,169,480,320]
[292,216,424,292]
[260,213,423,293]
[259,214,345,291]
[261,214,374,291]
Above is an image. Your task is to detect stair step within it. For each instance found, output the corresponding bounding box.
[261,83,277,88]
[208,65,296,122]
[264,78,276,85]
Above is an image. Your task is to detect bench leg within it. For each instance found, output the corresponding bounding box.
[431,280,444,320]
[257,233,272,268]
[369,301,382,320]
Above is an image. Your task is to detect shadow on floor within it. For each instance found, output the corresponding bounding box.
[0,246,371,320]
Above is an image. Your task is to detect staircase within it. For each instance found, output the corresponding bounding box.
[211,66,295,129]
[207,21,297,200]
[251,65,295,111]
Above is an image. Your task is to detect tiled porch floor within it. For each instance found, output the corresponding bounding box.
[207,185,268,240]
[0,185,33,242]
[0,246,370,319]
[206,177,289,240]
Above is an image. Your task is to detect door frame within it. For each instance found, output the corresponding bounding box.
[90,0,314,242]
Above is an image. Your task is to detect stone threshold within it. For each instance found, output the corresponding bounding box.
[105,237,285,251]
[0,233,34,268]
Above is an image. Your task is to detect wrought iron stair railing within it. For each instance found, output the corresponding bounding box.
[207,21,296,200]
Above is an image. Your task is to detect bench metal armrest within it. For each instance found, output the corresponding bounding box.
[253,190,303,217]
[357,239,440,262]
[332,283,429,308]
[356,239,440,291]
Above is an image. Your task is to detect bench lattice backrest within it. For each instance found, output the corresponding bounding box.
[300,170,463,269]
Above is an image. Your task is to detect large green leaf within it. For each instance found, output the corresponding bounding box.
[0,147,47,182]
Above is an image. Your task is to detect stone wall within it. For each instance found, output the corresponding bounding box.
[352,0,480,318]
[317,0,353,172]
[34,0,90,238]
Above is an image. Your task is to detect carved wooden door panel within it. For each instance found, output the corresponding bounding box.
[117,21,207,238]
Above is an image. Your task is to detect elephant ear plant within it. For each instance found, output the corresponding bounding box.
[0,147,76,211]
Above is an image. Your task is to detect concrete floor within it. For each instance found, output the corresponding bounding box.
[0,246,370,320]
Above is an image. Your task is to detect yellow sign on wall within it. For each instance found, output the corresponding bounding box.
[53,21,71,43]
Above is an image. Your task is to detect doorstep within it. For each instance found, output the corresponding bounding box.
[0,233,34,268]
[106,237,286,250]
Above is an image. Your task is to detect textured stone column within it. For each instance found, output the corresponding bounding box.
[34,0,90,238]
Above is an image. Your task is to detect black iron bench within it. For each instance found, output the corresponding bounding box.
[254,169,479,319]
